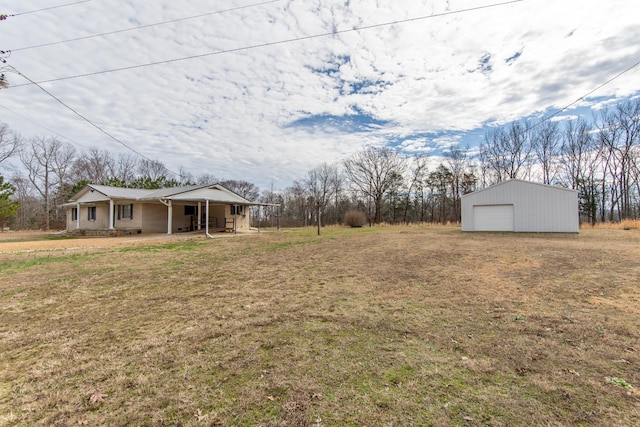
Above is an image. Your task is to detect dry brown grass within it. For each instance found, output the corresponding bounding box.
[1,226,639,426]
[581,219,640,230]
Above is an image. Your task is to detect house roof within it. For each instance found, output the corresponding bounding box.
[158,186,251,204]
[82,185,153,200]
[67,183,254,205]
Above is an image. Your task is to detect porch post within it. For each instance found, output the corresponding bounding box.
[197,201,202,230]
[167,200,173,234]
[109,200,114,229]
[76,202,80,229]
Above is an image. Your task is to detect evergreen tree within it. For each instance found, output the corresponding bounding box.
[0,175,20,231]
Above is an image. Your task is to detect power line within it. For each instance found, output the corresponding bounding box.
[7,0,525,88]
[0,103,92,149]
[10,0,283,52]
[6,65,180,176]
[3,0,92,18]
[529,58,640,130]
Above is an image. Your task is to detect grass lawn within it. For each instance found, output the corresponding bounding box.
[1,226,639,426]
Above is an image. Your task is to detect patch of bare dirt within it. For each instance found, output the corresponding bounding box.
[0,231,194,253]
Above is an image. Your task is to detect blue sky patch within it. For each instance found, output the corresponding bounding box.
[286,109,389,134]
[505,50,522,65]
[306,54,351,77]
[341,79,392,96]
[478,53,493,73]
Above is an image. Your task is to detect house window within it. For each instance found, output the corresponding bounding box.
[119,204,133,220]
[230,205,244,215]
[88,206,96,221]
[71,208,78,221]
[185,205,196,216]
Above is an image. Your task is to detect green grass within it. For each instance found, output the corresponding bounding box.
[0,252,98,273]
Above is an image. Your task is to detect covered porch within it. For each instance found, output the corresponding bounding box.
[64,184,263,237]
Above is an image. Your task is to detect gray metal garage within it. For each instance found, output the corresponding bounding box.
[461,180,579,232]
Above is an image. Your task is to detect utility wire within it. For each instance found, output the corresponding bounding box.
[529,58,640,130]
[6,65,180,176]
[10,0,283,52]
[2,0,92,18]
[8,0,525,88]
[0,103,91,149]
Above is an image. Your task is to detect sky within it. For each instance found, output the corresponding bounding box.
[0,0,639,191]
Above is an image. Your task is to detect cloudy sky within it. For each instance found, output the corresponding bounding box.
[1,0,638,190]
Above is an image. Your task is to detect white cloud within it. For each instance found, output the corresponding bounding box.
[0,0,638,190]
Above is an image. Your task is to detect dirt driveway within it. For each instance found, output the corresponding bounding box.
[0,230,198,253]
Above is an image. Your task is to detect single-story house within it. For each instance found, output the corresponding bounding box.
[461,179,579,233]
[63,183,258,236]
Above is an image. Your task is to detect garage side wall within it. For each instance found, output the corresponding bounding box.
[461,181,579,232]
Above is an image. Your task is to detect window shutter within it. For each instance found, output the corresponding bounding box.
[130,204,133,219]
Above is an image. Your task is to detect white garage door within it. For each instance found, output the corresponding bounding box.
[473,205,514,231]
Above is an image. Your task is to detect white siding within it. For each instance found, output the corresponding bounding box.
[141,203,169,233]
[461,180,579,233]
[75,190,110,203]
[114,202,143,230]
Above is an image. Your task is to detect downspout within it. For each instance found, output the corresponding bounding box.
[158,198,173,234]
[205,199,215,238]
[233,204,238,235]
[197,201,202,230]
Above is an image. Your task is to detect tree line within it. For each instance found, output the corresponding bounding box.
[258,99,640,228]
[1,98,638,231]
[0,130,261,230]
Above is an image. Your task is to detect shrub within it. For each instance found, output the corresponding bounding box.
[344,210,366,227]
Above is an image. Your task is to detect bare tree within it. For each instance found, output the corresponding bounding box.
[343,147,407,224]
[178,167,195,186]
[445,147,474,221]
[330,166,345,225]
[196,173,219,185]
[560,120,592,189]
[532,120,560,184]
[9,173,40,229]
[219,179,260,201]
[479,121,532,184]
[403,155,429,223]
[138,159,169,181]
[596,100,640,221]
[560,119,599,224]
[0,123,20,166]
[304,163,339,234]
[114,153,139,186]
[20,137,76,230]
[631,146,640,216]
[51,142,77,224]
[259,188,283,228]
[285,180,311,227]
[427,164,453,223]
[73,148,115,184]
[611,99,640,219]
